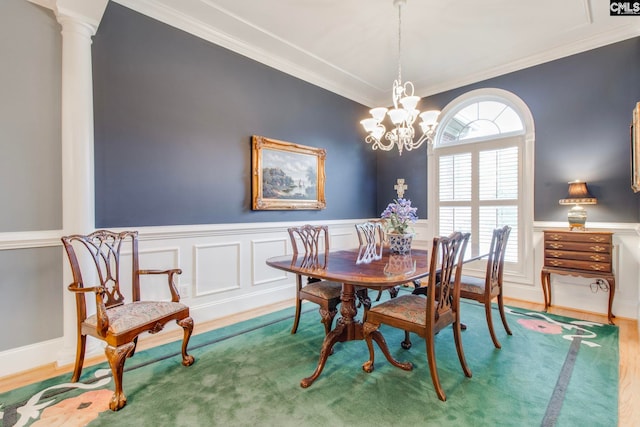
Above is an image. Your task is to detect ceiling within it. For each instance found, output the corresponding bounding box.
[113,0,640,107]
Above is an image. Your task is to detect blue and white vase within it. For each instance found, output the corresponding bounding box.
[387,232,413,254]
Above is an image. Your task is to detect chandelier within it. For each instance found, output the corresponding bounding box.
[360,0,440,156]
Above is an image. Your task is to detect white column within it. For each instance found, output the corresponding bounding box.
[54,0,108,366]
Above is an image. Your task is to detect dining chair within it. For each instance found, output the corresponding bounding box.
[362,231,472,401]
[459,225,512,348]
[288,224,342,336]
[61,230,195,411]
[355,221,399,303]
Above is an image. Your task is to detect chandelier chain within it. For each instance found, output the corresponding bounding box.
[397,1,402,84]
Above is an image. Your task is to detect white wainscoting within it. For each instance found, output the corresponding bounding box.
[0,219,637,378]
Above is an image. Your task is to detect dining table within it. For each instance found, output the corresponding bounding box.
[266,245,432,388]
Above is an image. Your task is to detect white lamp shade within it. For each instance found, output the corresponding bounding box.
[360,118,378,132]
[369,107,388,121]
[419,110,440,126]
[388,108,409,125]
[371,126,385,139]
[400,95,420,111]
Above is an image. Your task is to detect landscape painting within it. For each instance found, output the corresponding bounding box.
[252,136,326,210]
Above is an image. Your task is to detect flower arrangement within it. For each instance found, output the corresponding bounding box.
[380,198,418,235]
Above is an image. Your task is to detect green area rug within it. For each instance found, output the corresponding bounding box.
[0,297,618,427]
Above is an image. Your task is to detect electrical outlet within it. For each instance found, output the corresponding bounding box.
[180,284,191,299]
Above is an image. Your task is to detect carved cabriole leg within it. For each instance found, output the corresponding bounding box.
[301,283,356,388]
[105,342,135,411]
[363,322,413,373]
[71,333,87,382]
[178,317,195,366]
[300,320,345,388]
[362,321,378,373]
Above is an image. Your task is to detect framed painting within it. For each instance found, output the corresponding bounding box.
[632,102,640,193]
[252,135,326,210]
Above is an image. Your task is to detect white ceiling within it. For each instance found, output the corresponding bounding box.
[114,0,640,107]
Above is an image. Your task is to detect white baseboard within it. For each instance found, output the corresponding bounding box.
[0,338,64,379]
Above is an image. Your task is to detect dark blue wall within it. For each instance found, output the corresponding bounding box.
[377,37,640,223]
[94,2,640,226]
[93,3,375,227]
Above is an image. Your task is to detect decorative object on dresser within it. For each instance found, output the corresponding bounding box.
[61,230,195,411]
[558,180,597,231]
[541,230,615,324]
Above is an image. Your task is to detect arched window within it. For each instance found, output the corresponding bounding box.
[429,89,534,279]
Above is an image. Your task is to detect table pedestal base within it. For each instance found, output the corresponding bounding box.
[300,283,395,388]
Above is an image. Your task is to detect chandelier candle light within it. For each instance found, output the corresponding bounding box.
[360,0,440,156]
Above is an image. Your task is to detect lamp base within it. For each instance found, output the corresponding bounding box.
[567,205,587,231]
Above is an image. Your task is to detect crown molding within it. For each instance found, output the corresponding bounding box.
[116,1,640,108]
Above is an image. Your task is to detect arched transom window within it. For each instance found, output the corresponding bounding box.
[440,100,524,145]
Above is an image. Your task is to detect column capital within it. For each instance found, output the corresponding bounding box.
[53,0,109,35]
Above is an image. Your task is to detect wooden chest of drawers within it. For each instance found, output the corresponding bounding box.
[541,230,615,324]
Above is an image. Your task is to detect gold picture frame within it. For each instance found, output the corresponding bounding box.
[252,135,326,210]
[632,102,640,193]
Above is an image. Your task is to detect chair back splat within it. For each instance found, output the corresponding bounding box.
[355,221,398,307]
[61,230,195,411]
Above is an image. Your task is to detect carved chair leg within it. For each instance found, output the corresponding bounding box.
[178,317,195,366]
[425,332,446,401]
[497,293,512,336]
[485,300,501,349]
[362,322,379,373]
[105,342,135,411]
[453,320,472,378]
[291,298,302,334]
[71,333,87,382]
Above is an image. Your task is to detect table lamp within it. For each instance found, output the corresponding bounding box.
[558,180,597,231]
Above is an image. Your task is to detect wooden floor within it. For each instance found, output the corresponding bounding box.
[1,298,638,426]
